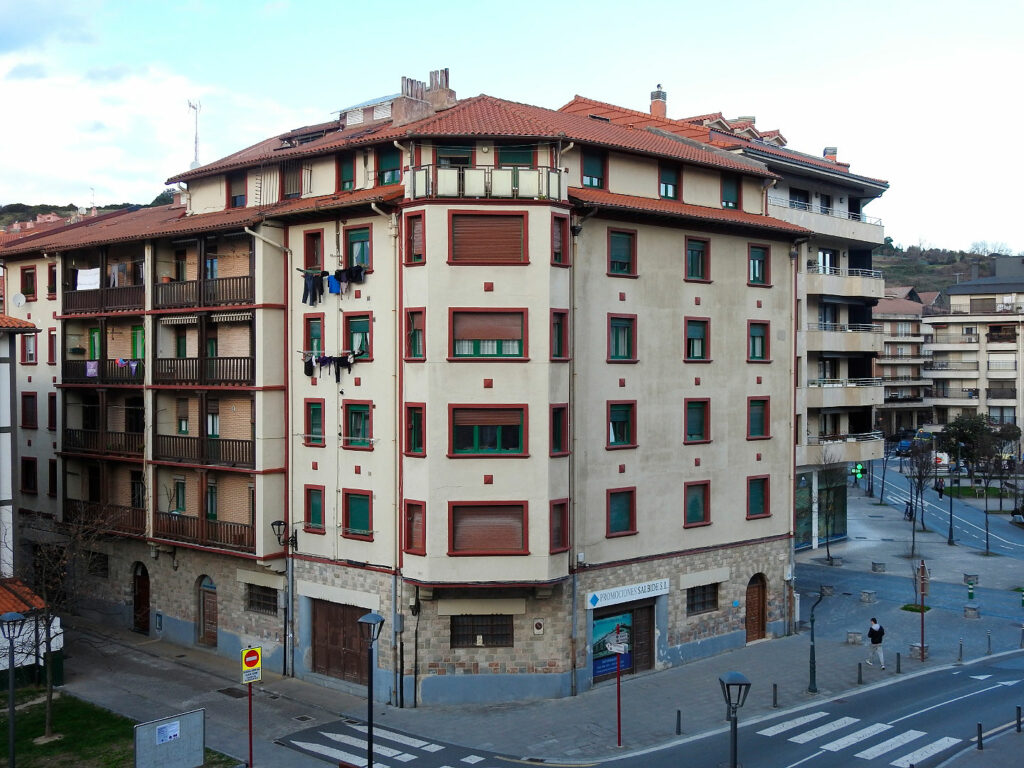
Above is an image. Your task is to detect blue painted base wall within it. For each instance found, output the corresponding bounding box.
[416,670,573,705]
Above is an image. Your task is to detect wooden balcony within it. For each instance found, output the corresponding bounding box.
[152,356,253,385]
[153,511,255,553]
[153,435,254,468]
[65,499,146,537]
[406,165,565,201]
[63,428,143,457]
[153,276,254,309]
[63,358,145,384]
[63,284,144,313]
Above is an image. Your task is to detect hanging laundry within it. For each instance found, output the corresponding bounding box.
[304,356,315,377]
[86,360,99,378]
[346,264,365,284]
[129,360,139,375]
[328,275,341,294]
[116,358,128,367]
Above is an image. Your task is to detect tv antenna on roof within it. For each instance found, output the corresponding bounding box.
[188,99,202,169]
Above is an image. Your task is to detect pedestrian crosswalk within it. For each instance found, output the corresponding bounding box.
[756,711,961,766]
[281,717,504,768]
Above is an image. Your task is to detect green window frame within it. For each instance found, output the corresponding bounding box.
[551,405,568,455]
[609,316,634,361]
[377,146,401,185]
[659,164,678,199]
[343,491,372,539]
[497,146,533,167]
[608,230,634,275]
[607,489,636,536]
[748,398,768,438]
[686,320,708,360]
[685,400,708,443]
[175,329,187,359]
[131,326,144,359]
[406,405,424,455]
[346,315,370,355]
[338,153,355,191]
[608,403,634,447]
[88,328,101,360]
[345,403,371,448]
[749,246,768,285]
[686,239,707,281]
[347,227,370,269]
[749,323,768,360]
[306,316,322,355]
[452,408,524,455]
[205,482,218,521]
[452,311,524,358]
[582,150,604,188]
[306,401,324,446]
[684,482,709,526]
[173,477,186,513]
[551,311,567,360]
[436,145,473,167]
[721,173,739,209]
[305,486,324,530]
[748,477,769,518]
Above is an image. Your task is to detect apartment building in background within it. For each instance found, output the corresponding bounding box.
[1,70,816,705]
[873,286,933,436]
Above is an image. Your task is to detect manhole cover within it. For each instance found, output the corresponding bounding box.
[294,715,314,722]
[218,687,247,699]
[267,694,279,700]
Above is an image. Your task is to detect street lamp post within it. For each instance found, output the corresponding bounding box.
[358,612,385,768]
[719,671,751,768]
[808,587,825,693]
[1,612,27,768]
[948,442,961,546]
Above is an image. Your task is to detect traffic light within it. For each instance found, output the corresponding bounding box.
[850,462,864,479]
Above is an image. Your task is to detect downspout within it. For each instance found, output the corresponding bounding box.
[555,139,574,169]
[244,227,292,257]
[789,235,809,635]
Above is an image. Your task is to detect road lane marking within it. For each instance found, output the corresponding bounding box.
[290,739,386,767]
[757,711,830,736]
[854,730,926,759]
[820,723,892,751]
[321,731,415,760]
[890,737,961,767]
[887,683,1006,724]
[351,724,444,751]
[789,717,860,744]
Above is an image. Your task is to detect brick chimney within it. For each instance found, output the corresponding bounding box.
[650,84,666,118]
[823,146,838,163]
[393,68,457,127]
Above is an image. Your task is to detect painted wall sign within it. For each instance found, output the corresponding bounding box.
[587,578,669,610]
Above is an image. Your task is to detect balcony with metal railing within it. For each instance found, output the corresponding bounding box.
[63,283,145,313]
[925,387,981,404]
[797,430,884,466]
[987,387,1018,400]
[405,165,566,201]
[153,275,254,309]
[805,378,883,410]
[63,358,145,385]
[924,360,979,372]
[804,322,882,354]
[153,435,255,468]
[63,428,144,457]
[802,263,885,301]
[65,499,146,537]
[152,357,253,385]
[767,194,884,245]
[152,511,255,553]
[928,333,980,345]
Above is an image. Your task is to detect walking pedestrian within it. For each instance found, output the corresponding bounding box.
[937,477,945,499]
[866,617,885,669]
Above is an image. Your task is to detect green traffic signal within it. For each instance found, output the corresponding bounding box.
[850,462,864,479]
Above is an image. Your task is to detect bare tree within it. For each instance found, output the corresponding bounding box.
[906,438,936,538]
[817,446,848,564]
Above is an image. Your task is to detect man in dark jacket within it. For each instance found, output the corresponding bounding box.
[866,618,885,669]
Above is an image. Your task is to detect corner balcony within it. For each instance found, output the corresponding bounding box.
[803,322,882,354]
[924,387,980,407]
[63,284,144,313]
[153,276,254,309]
[768,196,884,246]
[797,431,884,467]
[805,378,884,409]
[153,357,254,385]
[876,353,929,364]
[987,388,1018,401]
[406,165,566,201]
[923,360,979,378]
[63,428,144,457]
[802,264,885,301]
[153,511,254,553]
[927,333,979,350]
[65,498,146,537]
[63,358,145,385]
[153,435,255,468]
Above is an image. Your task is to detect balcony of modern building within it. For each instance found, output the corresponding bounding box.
[985,328,1019,348]
[986,359,1018,378]
[797,430,884,467]
[883,388,926,405]
[62,390,144,458]
[62,458,147,538]
[152,313,255,386]
[61,246,145,313]
[882,330,930,345]
[152,392,255,469]
[924,387,982,407]
[986,387,1018,401]
[152,233,254,310]
[805,377,884,409]
[879,374,930,386]
[923,359,980,378]
[152,468,255,554]
[767,194,885,245]
[62,317,146,385]
[876,351,929,365]
[405,163,566,201]
[802,264,885,301]
[803,321,883,354]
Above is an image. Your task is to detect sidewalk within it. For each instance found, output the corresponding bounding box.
[59,486,1024,766]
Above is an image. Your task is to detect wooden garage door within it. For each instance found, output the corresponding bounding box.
[312,600,368,685]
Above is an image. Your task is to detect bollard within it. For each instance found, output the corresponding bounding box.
[957,638,963,665]
[968,583,974,600]
[858,662,863,685]
[977,722,983,750]
[1020,624,1024,649]
[987,630,992,655]
[773,683,778,708]
[676,709,681,735]
[1017,705,1022,733]
[896,652,901,674]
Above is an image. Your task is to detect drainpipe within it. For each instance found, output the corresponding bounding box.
[789,235,809,634]
[244,227,292,256]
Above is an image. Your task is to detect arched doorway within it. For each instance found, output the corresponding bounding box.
[745,573,767,642]
[197,575,218,647]
[132,562,150,634]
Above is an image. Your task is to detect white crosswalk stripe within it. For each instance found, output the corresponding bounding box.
[854,729,926,759]
[789,716,860,744]
[461,757,485,764]
[889,737,961,767]
[819,723,892,751]
[290,738,388,768]
[757,711,830,736]
[322,731,417,761]
[351,723,445,751]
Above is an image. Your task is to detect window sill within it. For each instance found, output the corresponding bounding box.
[550,356,571,363]
[303,526,326,535]
[342,532,374,542]
[684,439,711,446]
[447,452,530,459]
[747,359,772,364]
[746,513,772,520]
[684,359,712,364]
[549,450,570,458]
[746,435,772,441]
[447,356,528,363]
[403,548,426,557]
[606,272,639,279]
[551,260,571,268]
[549,545,570,554]
[402,450,426,458]
[605,529,637,539]
[447,260,530,267]
[747,282,773,288]
[342,444,374,452]
[684,520,712,529]
[403,260,426,267]
[607,358,638,364]
[447,549,530,556]
[606,444,637,451]
[684,277,712,284]
[302,440,326,448]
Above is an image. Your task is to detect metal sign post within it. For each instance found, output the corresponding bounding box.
[605,624,629,747]
[918,562,928,659]
[241,646,262,767]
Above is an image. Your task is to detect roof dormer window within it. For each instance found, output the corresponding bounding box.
[228,171,246,208]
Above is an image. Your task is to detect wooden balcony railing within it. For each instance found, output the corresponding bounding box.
[63,359,145,384]
[153,511,254,553]
[153,435,254,468]
[63,284,145,313]
[63,428,144,456]
[152,356,253,385]
[153,276,254,309]
[65,499,146,536]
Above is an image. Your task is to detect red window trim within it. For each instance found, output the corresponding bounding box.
[549,497,570,554]
[658,161,681,201]
[404,307,426,362]
[447,209,530,266]
[20,457,37,495]
[683,480,711,528]
[403,402,426,457]
[344,222,374,273]
[747,319,772,363]
[746,474,771,519]
[747,242,773,288]
[46,327,57,365]
[549,403,569,457]
[20,333,37,365]
[46,264,57,299]
[607,312,638,364]
[447,307,529,362]
[336,152,357,192]
[403,499,427,555]
[342,399,374,452]
[404,212,426,266]
[303,484,326,534]
[606,227,638,278]
[303,398,326,447]
[605,486,637,538]
[47,392,57,431]
[447,500,530,556]
[683,397,711,445]
[606,399,637,451]
[20,266,37,301]
[343,310,374,360]
[684,236,711,283]
[303,312,325,355]
[683,315,711,363]
[447,403,529,458]
[746,396,771,440]
[550,309,570,362]
[20,392,38,429]
[551,212,570,267]
[302,228,325,270]
[341,487,374,541]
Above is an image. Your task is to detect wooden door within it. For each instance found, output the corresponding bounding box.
[199,578,218,646]
[311,600,367,684]
[632,605,653,672]
[745,574,766,642]
[132,564,150,634]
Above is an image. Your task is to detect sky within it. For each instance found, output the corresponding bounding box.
[1,0,1022,253]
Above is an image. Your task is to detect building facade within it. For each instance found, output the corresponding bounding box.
[2,71,815,704]
[872,288,933,437]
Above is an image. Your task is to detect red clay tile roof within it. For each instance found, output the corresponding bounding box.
[0,187,404,257]
[0,579,45,614]
[558,95,712,141]
[875,297,924,315]
[0,315,38,331]
[568,187,810,235]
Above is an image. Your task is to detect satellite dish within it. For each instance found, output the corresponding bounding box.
[12,293,26,307]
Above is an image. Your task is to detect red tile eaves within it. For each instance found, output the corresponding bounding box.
[0,315,38,331]
[0,579,45,614]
